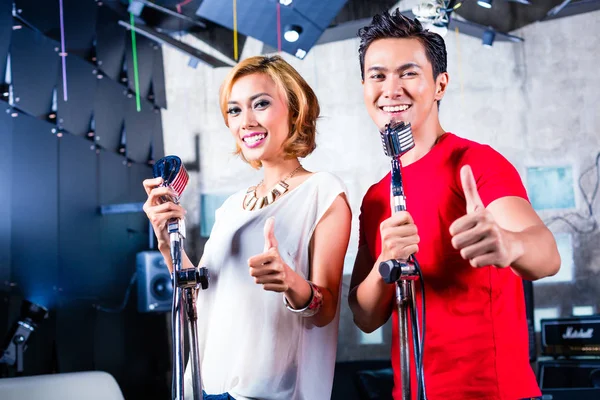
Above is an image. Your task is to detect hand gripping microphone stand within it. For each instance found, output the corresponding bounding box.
[378,121,427,400]
[153,156,210,400]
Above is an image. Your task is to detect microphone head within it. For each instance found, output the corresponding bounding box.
[379,120,415,158]
[153,155,189,199]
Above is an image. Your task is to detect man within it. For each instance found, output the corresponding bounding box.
[348,10,560,400]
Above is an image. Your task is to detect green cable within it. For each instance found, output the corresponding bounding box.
[129,3,141,112]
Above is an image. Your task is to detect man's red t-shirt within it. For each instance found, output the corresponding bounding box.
[359,133,541,399]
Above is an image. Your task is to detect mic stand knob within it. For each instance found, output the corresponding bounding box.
[175,267,210,291]
[379,258,418,283]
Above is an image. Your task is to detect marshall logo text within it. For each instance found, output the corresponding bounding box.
[562,326,594,340]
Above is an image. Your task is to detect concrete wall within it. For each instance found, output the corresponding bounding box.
[160,9,600,361]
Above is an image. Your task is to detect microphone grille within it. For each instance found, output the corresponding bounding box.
[379,121,415,157]
[152,155,189,198]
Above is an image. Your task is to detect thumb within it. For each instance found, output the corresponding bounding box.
[263,217,278,252]
[460,165,484,213]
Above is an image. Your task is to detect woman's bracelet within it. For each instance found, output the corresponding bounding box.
[283,281,323,317]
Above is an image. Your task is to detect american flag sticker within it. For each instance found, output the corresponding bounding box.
[169,165,189,198]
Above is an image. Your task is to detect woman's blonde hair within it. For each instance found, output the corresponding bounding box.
[219,55,320,169]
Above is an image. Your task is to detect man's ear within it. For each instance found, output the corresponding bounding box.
[435,72,449,101]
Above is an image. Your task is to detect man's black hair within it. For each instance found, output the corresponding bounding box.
[358,9,447,82]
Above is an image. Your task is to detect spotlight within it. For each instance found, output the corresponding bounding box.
[477,0,493,9]
[188,58,200,69]
[279,0,293,5]
[482,29,496,47]
[295,48,307,60]
[127,0,145,17]
[0,300,49,374]
[284,25,302,43]
[412,1,450,37]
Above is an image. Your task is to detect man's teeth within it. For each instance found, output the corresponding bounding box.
[243,134,266,144]
[382,105,410,113]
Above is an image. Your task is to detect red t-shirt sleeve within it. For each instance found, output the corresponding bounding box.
[458,144,529,207]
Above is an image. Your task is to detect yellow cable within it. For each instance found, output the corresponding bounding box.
[455,26,464,105]
[233,0,238,61]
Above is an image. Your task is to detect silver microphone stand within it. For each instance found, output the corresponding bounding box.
[169,214,210,400]
[153,154,210,400]
[378,121,426,400]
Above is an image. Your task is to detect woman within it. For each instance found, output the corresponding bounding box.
[143,55,352,400]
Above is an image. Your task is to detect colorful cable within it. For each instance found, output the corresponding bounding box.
[277,2,281,52]
[58,0,67,101]
[129,0,142,112]
[233,0,238,61]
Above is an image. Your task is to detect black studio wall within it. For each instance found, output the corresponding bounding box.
[0,0,169,397]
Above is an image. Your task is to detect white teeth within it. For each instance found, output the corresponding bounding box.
[382,105,410,113]
[243,134,266,144]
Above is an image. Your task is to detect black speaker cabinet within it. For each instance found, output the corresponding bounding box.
[136,251,172,313]
[539,360,600,400]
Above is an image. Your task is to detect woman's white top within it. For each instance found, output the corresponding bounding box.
[184,172,349,400]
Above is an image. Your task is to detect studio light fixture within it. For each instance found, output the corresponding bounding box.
[482,29,496,47]
[117,20,233,68]
[412,0,451,37]
[127,0,145,17]
[0,300,49,374]
[477,0,493,9]
[284,25,303,43]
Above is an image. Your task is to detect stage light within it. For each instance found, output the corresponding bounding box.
[0,300,49,374]
[279,0,293,5]
[284,25,302,43]
[413,1,450,37]
[482,29,496,47]
[127,0,145,17]
[188,58,200,69]
[295,49,307,59]
[477,0,493,9]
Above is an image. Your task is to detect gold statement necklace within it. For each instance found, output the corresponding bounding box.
[243,165,303,211]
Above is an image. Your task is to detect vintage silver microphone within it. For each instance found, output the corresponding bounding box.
[378,121,427,400]
[153,156,209,400]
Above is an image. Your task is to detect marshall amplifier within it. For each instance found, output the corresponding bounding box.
[541,316,600,356]
[538,360,600,400]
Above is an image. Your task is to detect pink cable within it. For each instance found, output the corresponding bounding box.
[277,2,281,52]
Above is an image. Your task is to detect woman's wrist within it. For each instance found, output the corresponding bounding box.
[283,267,313,309]
[284,280,324,317]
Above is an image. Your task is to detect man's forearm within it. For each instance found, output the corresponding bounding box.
[349,255,396,333]
[508,225,561,281]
